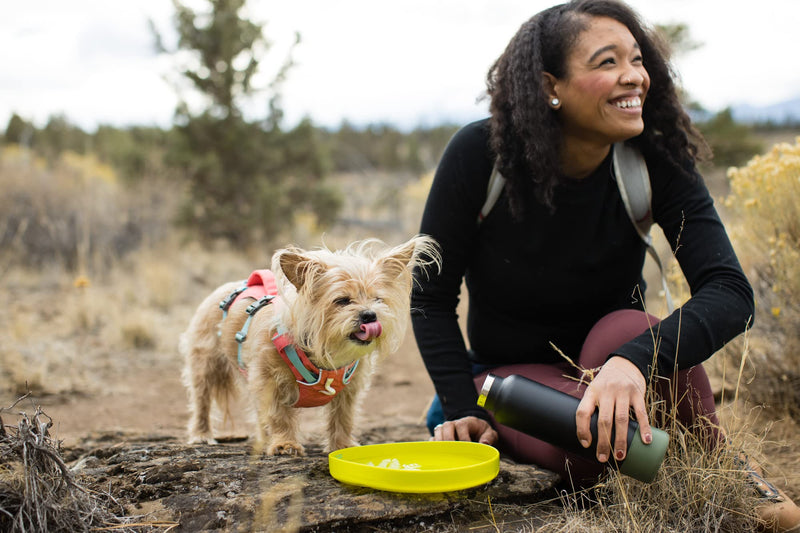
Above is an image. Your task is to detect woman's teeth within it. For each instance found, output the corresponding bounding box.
[615,97,642,109]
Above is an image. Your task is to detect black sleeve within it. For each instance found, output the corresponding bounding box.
[411,120,495,422]
[613,162,755,379]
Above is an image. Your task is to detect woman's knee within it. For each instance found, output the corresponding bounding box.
[579,309,661,369]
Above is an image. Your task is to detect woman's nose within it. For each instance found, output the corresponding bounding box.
[620,65,645,86]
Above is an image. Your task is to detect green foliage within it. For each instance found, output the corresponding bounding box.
[37,115,90,161]
[319,121,457,174]
[165,0,268,120]
[699,108,764,168]
[655,23,701,57]
[155,0,340,245]
[93,125,172,183]
[4,114,91,163]
[4,114,36,146]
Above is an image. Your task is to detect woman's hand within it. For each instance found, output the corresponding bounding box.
[575,356,652,463]
[431,416,498,446]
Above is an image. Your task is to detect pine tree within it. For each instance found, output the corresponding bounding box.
[154,0,341,245]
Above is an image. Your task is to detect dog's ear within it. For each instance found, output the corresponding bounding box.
[377,235,441,280]
[279,249,325,291]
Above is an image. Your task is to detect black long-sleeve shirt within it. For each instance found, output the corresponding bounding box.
[411,118,754,422]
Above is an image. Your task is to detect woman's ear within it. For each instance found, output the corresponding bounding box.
[542,72,561,109]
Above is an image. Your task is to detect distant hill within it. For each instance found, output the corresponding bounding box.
[730,97,800,125]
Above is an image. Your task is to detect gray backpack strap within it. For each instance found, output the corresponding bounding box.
[478,164,506,224]
[612,142,674,313]
[478,145,674,313]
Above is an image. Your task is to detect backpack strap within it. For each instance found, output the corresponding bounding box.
[478,144,674,313]
[612,143,674,314]
[478,165,506,223]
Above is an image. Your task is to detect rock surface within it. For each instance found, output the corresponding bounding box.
[66,423,560,532]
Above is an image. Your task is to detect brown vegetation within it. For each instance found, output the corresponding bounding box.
[1,132,799,531]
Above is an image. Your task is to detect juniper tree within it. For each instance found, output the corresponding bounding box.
[154,0,340,245]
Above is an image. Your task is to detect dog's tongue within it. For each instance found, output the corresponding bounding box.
[355,321,382,341]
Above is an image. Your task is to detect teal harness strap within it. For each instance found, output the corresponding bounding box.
[234,295,275,371]
[275,326,319,384]
[343,360,358,384]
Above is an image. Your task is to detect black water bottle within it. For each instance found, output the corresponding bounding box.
[477,373,668,483]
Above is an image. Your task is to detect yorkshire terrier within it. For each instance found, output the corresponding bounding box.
[180,235,439,456]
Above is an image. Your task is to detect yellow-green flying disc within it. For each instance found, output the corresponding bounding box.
[328,441,499,493]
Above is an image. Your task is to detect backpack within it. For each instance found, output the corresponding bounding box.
[478,142,674,313]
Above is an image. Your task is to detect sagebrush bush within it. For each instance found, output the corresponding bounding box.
[724,137,800,415]
[0,145,178,275]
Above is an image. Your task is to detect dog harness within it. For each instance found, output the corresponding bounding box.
[219,269,359,408]
[272,329,359,407]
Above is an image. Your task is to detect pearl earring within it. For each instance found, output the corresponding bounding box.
[551,98,560,107]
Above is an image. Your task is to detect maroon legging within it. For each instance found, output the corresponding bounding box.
[473,309,721,485]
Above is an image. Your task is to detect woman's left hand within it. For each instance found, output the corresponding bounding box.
[574,356,652,463]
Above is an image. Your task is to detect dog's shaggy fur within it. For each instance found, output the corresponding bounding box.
[181,235,439,455]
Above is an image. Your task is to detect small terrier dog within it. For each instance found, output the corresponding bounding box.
[181,235,439,456]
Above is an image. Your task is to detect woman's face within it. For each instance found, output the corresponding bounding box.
[550,16,650,146]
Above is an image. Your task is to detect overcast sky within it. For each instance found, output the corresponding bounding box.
[2,0,799,131]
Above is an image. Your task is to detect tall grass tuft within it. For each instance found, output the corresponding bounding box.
[472,384,768,532]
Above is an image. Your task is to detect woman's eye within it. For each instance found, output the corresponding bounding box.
[335,297,351,306]
[632,55,644,64]
[599,57,616,66]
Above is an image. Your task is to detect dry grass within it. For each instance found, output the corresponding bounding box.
[459,362,773,532]
[0,145,179,275]
[0,395,175,532]
[0,137,798,530]
[721,137,800,418]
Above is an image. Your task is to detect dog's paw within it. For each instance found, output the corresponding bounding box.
[328,438,359,452]
[187,434,219,445]
[268,441,305,456]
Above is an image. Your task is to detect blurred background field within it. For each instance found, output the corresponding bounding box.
[2,1,800,531]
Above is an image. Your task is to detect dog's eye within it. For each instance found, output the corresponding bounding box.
[334,297,352,306]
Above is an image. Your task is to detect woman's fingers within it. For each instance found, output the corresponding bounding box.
[578,356,650,463]
[595,397,614,463]
[431,417,498,446]
[575,393,596,450]
[632,398,653,445]
[613,397,631,461]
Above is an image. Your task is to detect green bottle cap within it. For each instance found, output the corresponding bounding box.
[619,426,669,483]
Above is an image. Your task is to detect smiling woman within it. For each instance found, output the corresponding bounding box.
[545,16,650,161]
[410,0,800,530]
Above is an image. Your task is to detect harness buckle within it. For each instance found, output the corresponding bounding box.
[219,283,248,311]
[246,295,274,315]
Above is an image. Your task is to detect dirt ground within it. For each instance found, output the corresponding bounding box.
[2,221,798,529]
[10,320,438,452]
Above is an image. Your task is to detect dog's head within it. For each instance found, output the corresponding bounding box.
[272,235,440,369]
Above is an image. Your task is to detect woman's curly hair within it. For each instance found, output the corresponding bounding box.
[487,0,709,217]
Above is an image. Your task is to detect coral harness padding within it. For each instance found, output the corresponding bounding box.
[220,269,358,408]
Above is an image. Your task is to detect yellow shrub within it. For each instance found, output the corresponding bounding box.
[724,137,800,411]
[726,138,800,316]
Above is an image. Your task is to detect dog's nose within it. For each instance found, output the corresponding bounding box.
[359,310,378,323]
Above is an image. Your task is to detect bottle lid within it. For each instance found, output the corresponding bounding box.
[619,426,669,483]
[476,374,496,408]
